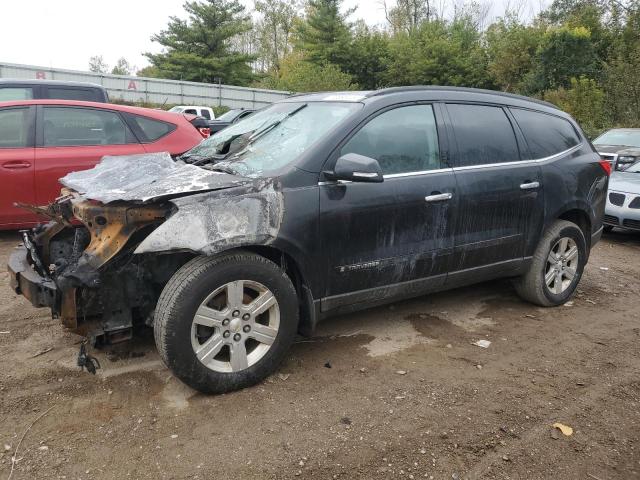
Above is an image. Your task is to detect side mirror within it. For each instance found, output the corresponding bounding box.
[325,153,384,183]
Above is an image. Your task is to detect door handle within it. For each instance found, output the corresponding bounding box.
[2,161,31,169]
[425,192,453,203]
[520,181,540,190]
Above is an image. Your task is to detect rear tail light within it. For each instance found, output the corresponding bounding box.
[197,127,211,139]
[599,159,612,176]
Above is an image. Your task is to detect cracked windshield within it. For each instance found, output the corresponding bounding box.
[182,101,362,176]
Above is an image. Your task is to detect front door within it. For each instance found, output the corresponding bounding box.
[0,106,37,228]
[319,103,457,311]
[444,103,544,278]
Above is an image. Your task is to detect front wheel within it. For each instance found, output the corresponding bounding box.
[515,220,587,307]
[154,251,299,394]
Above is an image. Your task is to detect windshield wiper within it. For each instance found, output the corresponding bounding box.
[247,104,308,144]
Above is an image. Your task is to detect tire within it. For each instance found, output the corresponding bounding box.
[154,251,299,394]
[515,220,587,307]
[603,225,614,233]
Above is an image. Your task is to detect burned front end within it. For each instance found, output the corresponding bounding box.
[9,192,177,343]
[7,153,276,344]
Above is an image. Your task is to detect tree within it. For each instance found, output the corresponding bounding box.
[111,58,132,76]
[88,55,108,73]
[144,0,256,85]
[384,18,492,88]
[294,0,353,68]
[257,52,355,92]
[255,0,300,72]
[384,0,433,33]
[344,22,391,89]
[486,15,544,92]
[544,76,607,136]
[530,26,600,92]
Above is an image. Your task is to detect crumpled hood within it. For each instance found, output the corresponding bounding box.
[595,144,640,156]
[60,152,247,203]
[609,171,640,194]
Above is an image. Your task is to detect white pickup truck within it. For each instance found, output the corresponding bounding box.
[169,106,216,121]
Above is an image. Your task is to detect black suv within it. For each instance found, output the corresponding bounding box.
[0,79,109,103]
[8,87,609,394]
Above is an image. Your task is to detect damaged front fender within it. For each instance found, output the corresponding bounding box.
[134,180,285,255]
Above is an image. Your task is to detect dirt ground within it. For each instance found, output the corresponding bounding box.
[0,230,639,480]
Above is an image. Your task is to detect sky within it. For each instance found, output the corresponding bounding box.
[0,0,547,73]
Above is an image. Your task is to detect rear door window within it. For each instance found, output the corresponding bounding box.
[340,105,441,175]
[446,104,520,167]
[0,108,31,148]
[130,115,175,142]
[43,107,133,146]
[0,87,34,101]
[184,109,198,116]
[200,109,211,120]
[510,108,581,159]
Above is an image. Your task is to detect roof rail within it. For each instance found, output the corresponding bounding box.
[366,86,557,110]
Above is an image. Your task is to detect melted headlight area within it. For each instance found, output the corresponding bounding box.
[28,193,190,344]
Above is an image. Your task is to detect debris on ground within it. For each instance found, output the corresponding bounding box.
[599,267,609,271]
[396,370,407,375]
[552,423,574,436]
[278,373,290,381]
[472,340,492,349]
[30,347,53,358]
[564,301,574,307]
[324,361,332,369]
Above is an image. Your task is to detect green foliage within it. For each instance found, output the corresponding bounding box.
[604,42,640,127]
[486,16,544,92]
[530,26,600,92]
[543,76,607,136]
[343,23,391,90]
[384,18,491,88]
[257,52,355,92]
[294,0,353,67]
[144,0,256,86]
[254,0,299,71]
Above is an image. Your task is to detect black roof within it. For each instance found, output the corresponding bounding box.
[0,79,106,90]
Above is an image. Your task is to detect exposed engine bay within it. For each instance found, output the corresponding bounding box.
[10,153,283,345]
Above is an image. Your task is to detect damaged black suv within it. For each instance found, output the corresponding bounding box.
[8,87,609,393]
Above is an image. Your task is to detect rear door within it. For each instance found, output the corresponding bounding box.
[34,105,144,205]
[0,106,37,227]
[320,103,458,310]
[444,103,544,280]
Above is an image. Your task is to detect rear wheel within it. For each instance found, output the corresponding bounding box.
[154,251,299,394]
[515,220,587,307]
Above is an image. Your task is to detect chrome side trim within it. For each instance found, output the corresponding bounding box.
[384,167,453,179]
[317,144,583,185]
[452,144,583,172]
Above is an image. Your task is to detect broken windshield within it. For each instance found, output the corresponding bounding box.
[183,101,362,176]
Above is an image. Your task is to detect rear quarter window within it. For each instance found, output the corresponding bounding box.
[510,108,581,159]
[130,115,176,142]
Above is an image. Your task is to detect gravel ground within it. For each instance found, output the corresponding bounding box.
[0,229,639,480]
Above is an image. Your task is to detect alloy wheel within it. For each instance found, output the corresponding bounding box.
[190,280,280,373]
[544,237,579,295]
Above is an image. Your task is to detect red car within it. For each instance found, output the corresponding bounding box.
[0,99,206,229]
